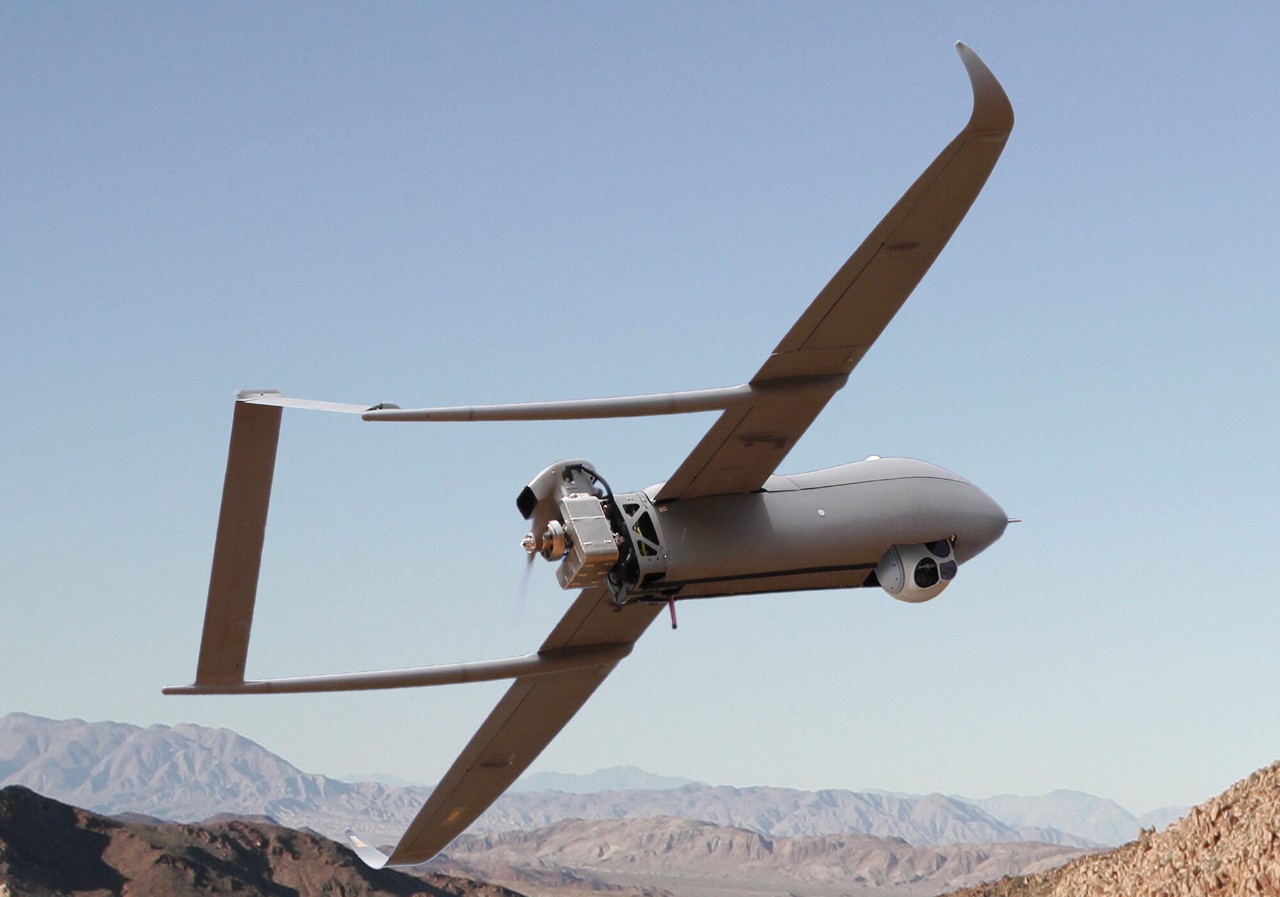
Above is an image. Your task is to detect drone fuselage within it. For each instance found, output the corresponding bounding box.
[640,457,1006,601]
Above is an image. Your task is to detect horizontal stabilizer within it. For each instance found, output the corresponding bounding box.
[165,643,633,695]
[362,384,757,422]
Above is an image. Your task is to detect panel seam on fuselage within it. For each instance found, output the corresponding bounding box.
[666,561,878,591]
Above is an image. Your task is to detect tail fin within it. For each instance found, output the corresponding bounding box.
[193,391,283,685]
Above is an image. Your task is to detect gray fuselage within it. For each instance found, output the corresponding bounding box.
[642,457,1007,599]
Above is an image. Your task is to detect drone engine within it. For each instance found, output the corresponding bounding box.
[517,460,619,590]
[517,460,668,598]
[875,539,958,603]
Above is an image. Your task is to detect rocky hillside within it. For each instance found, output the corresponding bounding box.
[944,760,1280,897]
[0,784,521,897]
[0,714,1120,848]
[428,816,1086,897]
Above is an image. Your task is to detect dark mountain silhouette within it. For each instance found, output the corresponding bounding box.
[0,784,522,897]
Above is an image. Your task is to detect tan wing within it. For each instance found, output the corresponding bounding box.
[371,586,663,867]
[657,44,1013,502]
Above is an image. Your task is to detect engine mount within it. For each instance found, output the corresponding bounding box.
[517,460,668,596]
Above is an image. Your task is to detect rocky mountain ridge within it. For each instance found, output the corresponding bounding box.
[0,784,521,897]
[942,759,1280,897]
[0,713,1165,849]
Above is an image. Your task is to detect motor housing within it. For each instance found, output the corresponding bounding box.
[553,493,620,589]
[518,460,623,591]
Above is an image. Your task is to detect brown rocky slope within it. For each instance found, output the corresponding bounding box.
[944,760,1280,897]
[0,784,522,897]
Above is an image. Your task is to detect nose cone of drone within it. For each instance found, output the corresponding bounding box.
[956,482,1010,564]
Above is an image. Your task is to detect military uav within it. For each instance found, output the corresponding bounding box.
[166,43,1015,867]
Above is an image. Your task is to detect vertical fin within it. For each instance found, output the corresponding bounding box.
[194,394,283,685]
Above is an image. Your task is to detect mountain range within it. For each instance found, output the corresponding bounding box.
[4,718,1273,897]
[437,816,1086,897]
[0,782,1085,897]
[0,712,1180,851]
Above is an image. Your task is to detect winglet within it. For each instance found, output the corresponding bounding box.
[955,42,1014,136]
[347,832,390,869]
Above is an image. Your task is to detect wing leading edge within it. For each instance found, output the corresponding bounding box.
[656,43,1013,501]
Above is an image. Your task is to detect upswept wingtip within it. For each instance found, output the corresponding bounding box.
[954,42,1014,134]
[347,832,391,869]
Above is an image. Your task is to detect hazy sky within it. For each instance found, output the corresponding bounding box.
[3,3,1277,817]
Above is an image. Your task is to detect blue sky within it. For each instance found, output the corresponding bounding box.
[3,3,1277,816]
